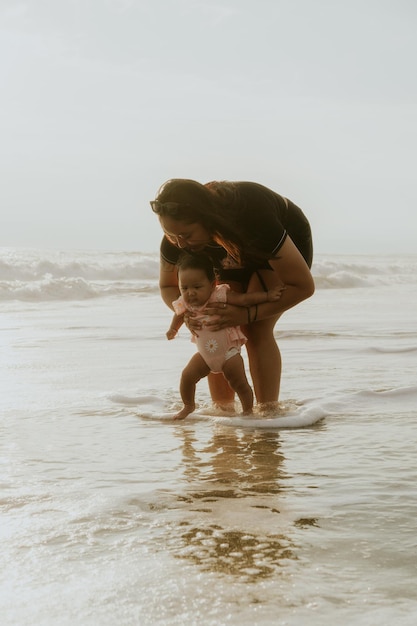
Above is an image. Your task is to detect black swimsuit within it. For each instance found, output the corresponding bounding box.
[160,181,313,290]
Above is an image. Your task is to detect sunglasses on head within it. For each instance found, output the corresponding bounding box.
[150,200,190,216]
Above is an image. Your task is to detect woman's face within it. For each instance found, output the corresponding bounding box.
[159,215,212,252]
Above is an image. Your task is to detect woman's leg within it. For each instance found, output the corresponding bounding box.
[244,316,281,403]
[207,372,235,406]
[244,269,282,404]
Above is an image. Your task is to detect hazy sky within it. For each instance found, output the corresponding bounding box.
[1,0,416,254]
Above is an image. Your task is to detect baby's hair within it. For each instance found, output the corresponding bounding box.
[176,252,217,282]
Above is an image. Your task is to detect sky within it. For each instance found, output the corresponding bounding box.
[1,0,416,254]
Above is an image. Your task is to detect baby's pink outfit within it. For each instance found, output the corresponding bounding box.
[172,284,247,373]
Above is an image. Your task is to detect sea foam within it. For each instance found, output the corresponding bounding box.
[1,248,416,301]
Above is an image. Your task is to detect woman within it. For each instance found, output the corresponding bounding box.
[150,178,314,409]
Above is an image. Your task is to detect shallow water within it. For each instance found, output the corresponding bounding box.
[1,251,417,625]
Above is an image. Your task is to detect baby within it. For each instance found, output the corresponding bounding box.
[166,252,284,419]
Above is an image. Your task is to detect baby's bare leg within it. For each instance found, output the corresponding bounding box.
[174,353,210,420]
[222,354,254,414]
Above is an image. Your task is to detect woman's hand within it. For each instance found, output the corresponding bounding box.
[202,302,247,331]
[183,312,201,337]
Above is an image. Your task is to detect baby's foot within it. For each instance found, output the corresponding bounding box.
[173,405,195,420]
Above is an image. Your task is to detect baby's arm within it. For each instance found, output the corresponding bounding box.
[166,313,184,340]
[226,284,286,307]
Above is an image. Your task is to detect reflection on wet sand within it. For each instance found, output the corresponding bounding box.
[167,425,302,582]
[179,426,285,495]
[173,524,293,582]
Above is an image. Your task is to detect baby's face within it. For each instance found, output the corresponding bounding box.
[178,268,214,307]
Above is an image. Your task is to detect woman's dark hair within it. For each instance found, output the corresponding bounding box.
[152,178,270,265]
[152,179,217,224]
[176,252,216,282]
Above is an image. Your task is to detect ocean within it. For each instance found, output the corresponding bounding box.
[1,247,417,625]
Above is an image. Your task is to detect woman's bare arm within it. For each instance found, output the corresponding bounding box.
[226,284,285,307]
[204,237,315,328]
[159,258,180,311]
